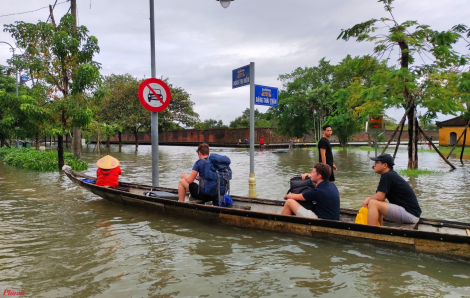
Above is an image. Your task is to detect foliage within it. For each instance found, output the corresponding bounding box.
[99,74,200,145]
[0,65,49,146]
[194,119,227,130]
[336,0,469,167]
[229,108,274,128]
[4,13,102,168]
[0,147,87,172]
[272,56,387,144]
[272,58,335,139]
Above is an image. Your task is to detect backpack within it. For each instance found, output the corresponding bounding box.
[199,153,232,204]
[286,176,315,209]
[286,176,315,195]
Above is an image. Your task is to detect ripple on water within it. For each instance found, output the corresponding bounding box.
[1,146,470,297]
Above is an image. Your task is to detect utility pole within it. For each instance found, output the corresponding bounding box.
[149,0,159,187]
[70,0,82,158]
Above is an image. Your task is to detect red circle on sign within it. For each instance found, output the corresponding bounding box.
[138,78,172,112]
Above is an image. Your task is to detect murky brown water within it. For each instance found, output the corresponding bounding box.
[1,145,470,297]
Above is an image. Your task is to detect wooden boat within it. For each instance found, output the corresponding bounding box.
[64,167,470,259]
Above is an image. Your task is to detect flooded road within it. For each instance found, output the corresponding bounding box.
[1,145,469,297]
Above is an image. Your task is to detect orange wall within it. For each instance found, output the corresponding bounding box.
[439,127,470,146]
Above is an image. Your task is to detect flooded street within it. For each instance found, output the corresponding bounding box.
[1,145,470,297]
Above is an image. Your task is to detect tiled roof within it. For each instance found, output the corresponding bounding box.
[436,117,468,127]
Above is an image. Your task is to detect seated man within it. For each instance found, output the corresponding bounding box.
[282,163,340,220]
[96,155,122,188]
[362,153,421,226]
[178,143,212,202]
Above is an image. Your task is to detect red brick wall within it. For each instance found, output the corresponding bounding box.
[105,128,439,144]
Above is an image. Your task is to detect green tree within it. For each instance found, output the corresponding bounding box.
[272,58,335,140]
[229,108,272,128]
[0,65,48,148]
[100,74,199,147]
[337,0,468,168]
[5,13,102,169]
[194,119,227,130]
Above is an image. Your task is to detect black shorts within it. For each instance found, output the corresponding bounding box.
[328,165,335,182]
[189,182,217,202]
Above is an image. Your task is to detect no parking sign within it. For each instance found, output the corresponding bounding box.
[138,78,172,112]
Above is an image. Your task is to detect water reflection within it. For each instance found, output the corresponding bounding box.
[1,145,470,297]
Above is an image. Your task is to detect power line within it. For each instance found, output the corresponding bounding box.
[0,1,68,18]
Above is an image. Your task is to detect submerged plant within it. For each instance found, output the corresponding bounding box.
[0,148,88,172]
[398,168,442,178]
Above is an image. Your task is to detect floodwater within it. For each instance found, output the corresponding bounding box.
[1,145,470,297]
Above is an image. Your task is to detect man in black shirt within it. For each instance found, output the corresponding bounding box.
[282,163,340,220]
[362,153,422,226]
[318,124,337,183]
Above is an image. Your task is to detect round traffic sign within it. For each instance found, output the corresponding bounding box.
[138,78,172,112]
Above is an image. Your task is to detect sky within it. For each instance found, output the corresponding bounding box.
[1,0,469,126]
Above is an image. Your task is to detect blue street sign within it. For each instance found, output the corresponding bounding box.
[254,84,278,107]
[232,64,250,89]
[20,75,29,81]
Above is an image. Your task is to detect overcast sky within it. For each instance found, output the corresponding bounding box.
[1,0,469,125]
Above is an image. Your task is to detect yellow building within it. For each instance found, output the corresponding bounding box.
[436,117,470,146]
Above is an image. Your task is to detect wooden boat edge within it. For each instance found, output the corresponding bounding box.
[64,169,470,258]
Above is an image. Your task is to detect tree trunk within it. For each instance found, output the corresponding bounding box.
[393,120,405,159]
[406,106,418,169]
[381,112,407,154]
[134,130,139,148]
[65,133,69,149]
[0,134,5,147]
[72,127,81,158]
[35,132,40,150]
[118,131,122,147]
[106,137,110,148]
[460,123,467,164]
[58,134,64,170]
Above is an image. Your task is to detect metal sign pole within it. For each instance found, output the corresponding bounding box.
[149,0,159,187]
[248,62,256,197]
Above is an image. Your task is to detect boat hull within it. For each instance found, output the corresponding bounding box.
[65,169,470,259]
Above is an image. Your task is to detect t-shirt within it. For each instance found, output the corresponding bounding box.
[192,158,207,179]
[302,181,340,220]
[96,166,122,187]
[318,137,333,166]
[376,170,422,218]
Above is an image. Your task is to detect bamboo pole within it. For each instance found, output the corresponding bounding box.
[446,120,470,159]
[416,125,456,169]
[460,122,467,164]
[393,120,406,159]
[382,112,407,154]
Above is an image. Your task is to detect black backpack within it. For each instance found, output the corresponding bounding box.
[286,176,315,209]
[286,176,315,195]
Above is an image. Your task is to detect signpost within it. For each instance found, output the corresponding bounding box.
[254,84,278,107]
[233,63,256,197]
[367,115,384,157]
[138,78,172,113]
[232,64,250,89]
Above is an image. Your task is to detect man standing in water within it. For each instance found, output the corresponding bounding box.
[318,124,337,183]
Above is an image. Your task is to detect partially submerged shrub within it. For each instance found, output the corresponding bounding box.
[0,147,88,172]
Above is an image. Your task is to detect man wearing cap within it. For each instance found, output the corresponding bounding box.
[96,155,122,188]
[362,153,421,226]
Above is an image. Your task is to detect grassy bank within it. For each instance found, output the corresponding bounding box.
[0,147,88,172]
[398,168,442,178]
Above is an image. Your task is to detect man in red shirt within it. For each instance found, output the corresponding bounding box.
[96,155,122,187]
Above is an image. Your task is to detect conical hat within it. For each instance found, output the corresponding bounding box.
[96,155,120,169]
